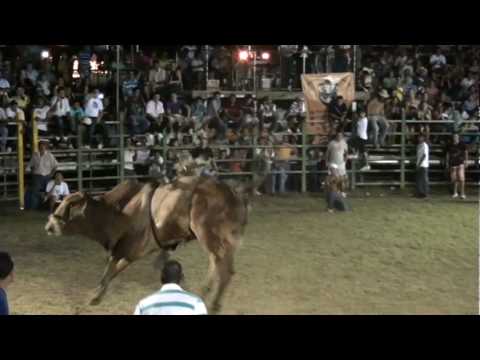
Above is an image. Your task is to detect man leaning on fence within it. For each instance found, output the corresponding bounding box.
[27,139,58,210]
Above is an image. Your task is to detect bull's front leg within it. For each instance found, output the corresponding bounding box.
[89,257,131,306]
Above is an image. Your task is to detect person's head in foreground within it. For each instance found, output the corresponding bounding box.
[133,260,207,315]
[0,252,14,315]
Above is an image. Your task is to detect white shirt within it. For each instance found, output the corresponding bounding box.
[84,97,104,118]
[22,69,39,84]
[38,80,51,96]
[0,78,10,89]
[146,100,165,118]
[51,96,71,117]
[149,68,167,84]
[33,106,51,131]
[430,54,446,69]
[357,116,368,140]
[6,107,25,121]
[28,151,58,176]
[46,180,70,198]
[124,149,135,171]
[417,142,429,168]
[134,283,207,315]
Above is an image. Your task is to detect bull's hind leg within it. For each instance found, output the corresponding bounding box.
[200,254,217,299]
[210,245,236,314]
[89,257,131,306]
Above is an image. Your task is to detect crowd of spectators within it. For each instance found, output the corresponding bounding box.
[357,45,480,146]
[1,45,479,195]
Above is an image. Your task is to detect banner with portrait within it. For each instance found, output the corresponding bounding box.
[301,73,355,136]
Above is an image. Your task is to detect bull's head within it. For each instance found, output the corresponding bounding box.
[44,192,94,236]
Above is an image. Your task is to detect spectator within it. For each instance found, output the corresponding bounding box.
[446,133,468,199]
[325,130,349,197]
[36,73,51,97]
[383,70,398,91]
[286,96,306,126]
[69,100,87,146]
[0,71,10,93]
[122,71,140,99]
[148,61,168,93]
[123,138,136,177]
[271,135,297,194]
[0,252,14,316]
[206,91,225,138]
[78,46,92,79]
[223,95,243,131]
[133,137,151,176]
[165,93,191,133]
[366,89,390,148]
[84,89,105,147]
[127,102,150,137]
[353,110,370,172]
[416,134,430,199]
[259,96,277,132]
[190,53,205,90]
[167,64,183,93]
[145,93,165,133]
[430,48,447,73]
[45,171,70,213]
[148,152,167,182]
[50,87,72,138]
[32,97,51,139]
[27,139,58,210]
[20,63,39,87]
[328,95,348,131]
[134,260,207,315]
[12,87,30,111]
[191,97,207,130]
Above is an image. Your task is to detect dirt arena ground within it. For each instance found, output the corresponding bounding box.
[1,191,478,315]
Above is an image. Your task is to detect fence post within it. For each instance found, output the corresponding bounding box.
[17,121,25,210]
[32,115,39,153]
[77,125,83,192]
[301,125,307,193]
[116,45,124,182]
[400,110,406,190]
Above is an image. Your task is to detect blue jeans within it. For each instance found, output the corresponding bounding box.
[31,174,51,210]
[55,116,76,136]
[271,161,290,194]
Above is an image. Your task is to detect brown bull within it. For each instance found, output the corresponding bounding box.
[44,176,250,313]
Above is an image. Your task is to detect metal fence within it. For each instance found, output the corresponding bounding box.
[1,112,480,209]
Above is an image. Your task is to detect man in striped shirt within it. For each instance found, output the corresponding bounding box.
[134,260,208,315]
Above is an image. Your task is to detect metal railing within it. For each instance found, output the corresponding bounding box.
[1,112,480,208]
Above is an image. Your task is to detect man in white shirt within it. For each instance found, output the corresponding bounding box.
[32,97,51,137]
[0,71,10,93]
[326,131,349,197]
[355,110,370,171]
[146,94,165,132]
[27,139,58,209]
[50,87,72,137]
[134,260,207,315]
[416,134,430,198]
[84,90,104,147]
[430,48,447,72]
[45,171,70,213]
[21,63,39,86]
[148,61,168,92]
